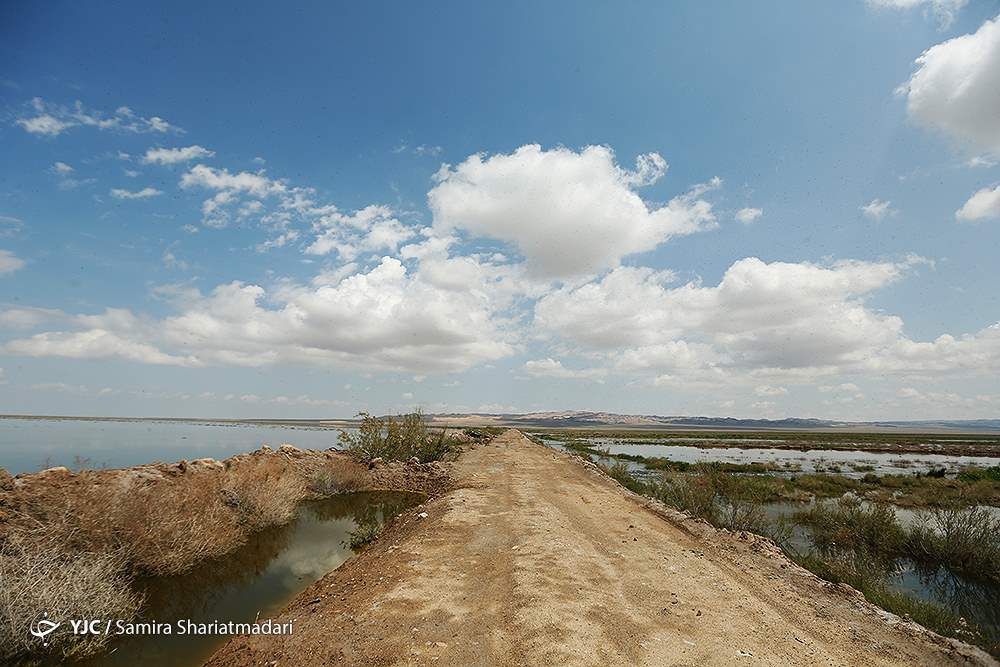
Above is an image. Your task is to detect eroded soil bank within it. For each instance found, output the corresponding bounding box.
[206,430,996,666]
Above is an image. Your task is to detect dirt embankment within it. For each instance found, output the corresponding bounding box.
[205,429,995,667]
[0,444,454,663]
[0,445,450,528]
[1,444,452,581]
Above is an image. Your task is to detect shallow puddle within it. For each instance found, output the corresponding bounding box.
[73,491,421,667]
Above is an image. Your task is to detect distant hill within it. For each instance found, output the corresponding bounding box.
[426,411,1000,432]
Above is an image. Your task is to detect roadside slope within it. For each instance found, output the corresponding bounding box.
[206,430,995,666]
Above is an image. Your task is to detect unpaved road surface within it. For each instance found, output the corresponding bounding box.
[206,430,995,666]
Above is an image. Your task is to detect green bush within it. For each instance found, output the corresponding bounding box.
[647,464,771,534]
[651,472,718,521]
[600,461,649,495]
[347,520,383,550]
[958,466,1000,483]
[643,457,691,472]
[340,411,454,463]
[906,505,1000,581]
[462,427,501,442]
[793,497,904,563]
[792,474,861,497]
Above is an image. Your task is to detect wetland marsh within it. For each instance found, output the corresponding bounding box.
[532,428,1000,656]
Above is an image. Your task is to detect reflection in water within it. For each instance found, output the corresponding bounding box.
[763,500,1000,639]
[896,564,1000,645]
[760,500,1000,647]
[76,491,422,667]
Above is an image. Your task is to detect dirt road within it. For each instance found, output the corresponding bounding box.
[206,430,995,666]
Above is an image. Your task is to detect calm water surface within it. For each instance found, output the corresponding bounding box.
[0,418,350,474]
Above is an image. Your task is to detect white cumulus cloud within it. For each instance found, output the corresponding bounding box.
[304,205,414,259]
[180,164,290,227]
[860,199,896,221]
[867,0,967,28]
[142,145,215,165]
[180,164,285,197]
[523,358,607,381]
[534,256,958,378]
[0,306,64,328]
[428,144,719,277]
[6,329,200,366]
[4,257,515,374]
[0,249,26,275]
[111,187,163,200]
[15,98,181,137]
[735,207,762,224]
[956,184,1000,222]
[901,14,1000,155]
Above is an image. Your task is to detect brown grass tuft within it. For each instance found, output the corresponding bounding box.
[222,457,308,532]
[308,461,368,496]
[0,525,143,661]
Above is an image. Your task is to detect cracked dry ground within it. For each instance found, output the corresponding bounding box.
[205,430,996,667]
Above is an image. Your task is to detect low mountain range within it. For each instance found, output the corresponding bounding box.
[427,411,1000,432]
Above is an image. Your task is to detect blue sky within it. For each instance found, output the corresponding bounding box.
[1,0,999,419]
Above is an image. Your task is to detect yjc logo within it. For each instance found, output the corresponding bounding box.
[29,612,61,647]
[69,619,105,635]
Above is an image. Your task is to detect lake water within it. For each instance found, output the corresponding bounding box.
[0,418,350,475]
[74,491,422,667]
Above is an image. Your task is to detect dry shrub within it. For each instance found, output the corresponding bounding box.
[0,449,391,661]
[8,460,309,577]
[0,526,143,662]
[21,473,246,576]
[308,461,368,496]
[0,452,342,662]
[115,475,245,575]
[222,457,308,532]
